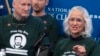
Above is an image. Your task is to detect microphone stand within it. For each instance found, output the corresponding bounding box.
[33,31,47,56]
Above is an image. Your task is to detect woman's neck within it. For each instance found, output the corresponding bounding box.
[71,33,82,38]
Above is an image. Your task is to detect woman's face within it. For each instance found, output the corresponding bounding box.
[68,10,85,37]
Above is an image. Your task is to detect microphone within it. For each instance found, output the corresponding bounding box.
[33,29,49,48]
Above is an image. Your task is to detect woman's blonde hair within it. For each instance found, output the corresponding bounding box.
[63,6,93,37]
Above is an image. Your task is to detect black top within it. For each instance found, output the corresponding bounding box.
[0,15,45,56]
[36,14,60,44]
[53,35,100,56]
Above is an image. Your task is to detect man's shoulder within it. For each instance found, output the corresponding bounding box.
[29,15,43,25]
[45,14,53,18]
[29,15,44,27]
[44,14,56,20]
[30,15,42,22]
[0,14,11,18]
[0,14,11,23]
[43,14,58,25]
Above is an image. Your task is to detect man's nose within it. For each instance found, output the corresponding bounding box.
[24,6,30,11]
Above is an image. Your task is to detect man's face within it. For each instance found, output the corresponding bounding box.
[13,0,31,18]
[32,0,48,12]
[15,37,22,46]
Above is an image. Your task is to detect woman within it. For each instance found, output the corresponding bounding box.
[53,6,100,56]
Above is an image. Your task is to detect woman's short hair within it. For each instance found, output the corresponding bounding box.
[63,6,93,37]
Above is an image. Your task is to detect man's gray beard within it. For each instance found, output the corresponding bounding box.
[13,12,29,21]
[21,16,29,21]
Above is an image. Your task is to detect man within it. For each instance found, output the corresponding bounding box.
[14,36,23,49]
[0,0,45,56]
[32,0,60,56]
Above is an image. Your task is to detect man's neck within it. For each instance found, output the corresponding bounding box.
[13,13,22,21]
[13,12,28,21]
[32,10,46,17]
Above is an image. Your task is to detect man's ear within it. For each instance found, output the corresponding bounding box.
[12,1,15,8]
[45,0,49,6]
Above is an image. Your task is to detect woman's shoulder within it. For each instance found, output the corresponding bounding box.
[84,37,99,46]
[85,37,97,42]
[57,38,70,46]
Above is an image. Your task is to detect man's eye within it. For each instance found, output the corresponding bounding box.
[38,0,44,1]
[28,4,31,6]
[21,4,25,6]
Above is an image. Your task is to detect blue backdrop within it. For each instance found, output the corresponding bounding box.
[0,0,100,43]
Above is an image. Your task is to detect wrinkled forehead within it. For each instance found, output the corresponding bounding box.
[32,0,48,2]
[33,0,46,1]
[13,0,32,3]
